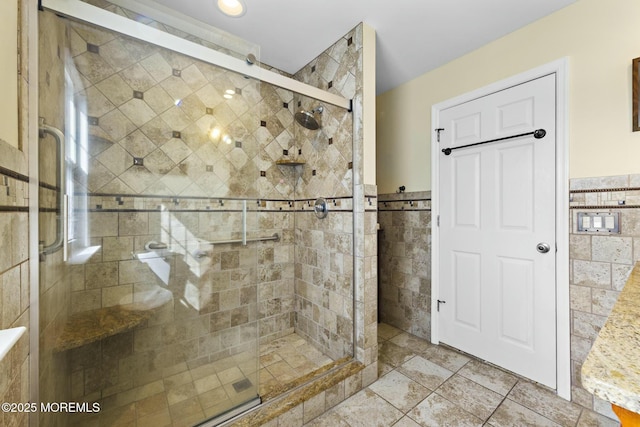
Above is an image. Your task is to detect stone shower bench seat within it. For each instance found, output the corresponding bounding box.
[54,289,173,352]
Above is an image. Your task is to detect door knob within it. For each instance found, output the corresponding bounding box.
[536,242,551,253]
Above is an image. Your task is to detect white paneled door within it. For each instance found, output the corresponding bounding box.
[437,74,557,388]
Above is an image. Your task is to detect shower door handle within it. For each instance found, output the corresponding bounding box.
[39,118,67,261]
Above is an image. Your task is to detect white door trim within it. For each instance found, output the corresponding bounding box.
[430,58,570,400]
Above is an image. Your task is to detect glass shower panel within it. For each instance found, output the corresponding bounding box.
[38,6,262,426]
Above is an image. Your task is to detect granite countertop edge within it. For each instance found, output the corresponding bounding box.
[582,262,640,413]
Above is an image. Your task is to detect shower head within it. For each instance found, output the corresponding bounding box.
[295,105,323,130]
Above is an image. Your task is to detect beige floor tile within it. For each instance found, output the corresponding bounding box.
[193,372,222,394]
[304,409,351,427]
[488,398,562,427]
[217,366,244,385]
[260,351,283,367]
[458,359,519,396]
[135,407,172,427]
[389,332,432,353]
[168,396,203,420]
[135,391,168,418]
[332,388,404,427]
[368,370,430,412]
[508,380,583,427]
[420,343,470,372]
[265,360,298,382]
[377,323,403,341]
[166,382,198,406]
[378,360,394,377]
[408,393,483,427]
[393,416,423,427]
[198,386,231,411]
[284,353,310,368]
[188,362,218,379]
[162,370,192,390]
[436,374,504,421]
[397,355,453,391]
[378,340,416,367]
[577,409,621,427]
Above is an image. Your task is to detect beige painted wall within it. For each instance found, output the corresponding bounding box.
[376,0,640,194]
[0,0,19,149]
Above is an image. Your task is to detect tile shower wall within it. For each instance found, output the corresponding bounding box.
[0,177,30,427]
[0,1,34,427]
[378,192,431,340]
[61,12,301,406]
[37,3,375,425]
[68,18,295,200]
[45,0,364,415]
[290,26,361,362]
[569,174,640,420]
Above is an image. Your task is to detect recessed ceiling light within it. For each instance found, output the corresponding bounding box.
[217,0,246,17]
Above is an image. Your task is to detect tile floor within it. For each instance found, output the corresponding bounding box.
[69,333,334,427]
[304,323,620,427]
[259,333,335,396]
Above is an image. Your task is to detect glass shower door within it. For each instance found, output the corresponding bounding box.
[37,5,262,425]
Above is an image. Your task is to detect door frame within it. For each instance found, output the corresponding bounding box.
[430,58,570,400]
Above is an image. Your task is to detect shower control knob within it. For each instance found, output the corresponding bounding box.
[314,198,328,219]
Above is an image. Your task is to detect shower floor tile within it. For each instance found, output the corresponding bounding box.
[69,331,335,427]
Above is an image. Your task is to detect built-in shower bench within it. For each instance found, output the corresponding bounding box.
[54,289,172,352]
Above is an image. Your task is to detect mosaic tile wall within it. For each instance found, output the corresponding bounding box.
[568,173,640,421]
[67,18,298,200]
[378,192,431,340]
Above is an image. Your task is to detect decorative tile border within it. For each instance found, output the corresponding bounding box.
[570,185,640,209]
[0,168,29,209]
[379,191,430,212]
[82,193,356,213]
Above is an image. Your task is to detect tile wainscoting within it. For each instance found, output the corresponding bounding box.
[378,191,431,340]
[376,175,640,423]
[569,174,640,420]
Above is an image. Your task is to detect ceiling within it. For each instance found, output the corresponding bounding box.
[150,0,577,94]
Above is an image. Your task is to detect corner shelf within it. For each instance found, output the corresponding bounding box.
[54,289,172,352]
[276,159,306,166]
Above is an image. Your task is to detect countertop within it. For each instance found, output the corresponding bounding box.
[582,262,640,413]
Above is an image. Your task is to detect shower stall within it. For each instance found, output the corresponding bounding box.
[35,1,360,425]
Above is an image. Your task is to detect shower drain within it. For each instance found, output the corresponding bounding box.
[232,378,253,393]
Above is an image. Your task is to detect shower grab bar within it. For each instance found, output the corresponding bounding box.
[242,200,247,246]
[441,128,547,156]
[207,233,280,246]
[39,118,67,260]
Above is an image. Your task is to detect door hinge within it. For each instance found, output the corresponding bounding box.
[435,128,445,143]
[437,300,446,312]
[437,215,440,227]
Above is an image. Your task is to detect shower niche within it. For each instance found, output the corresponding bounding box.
[37,1,359,426]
